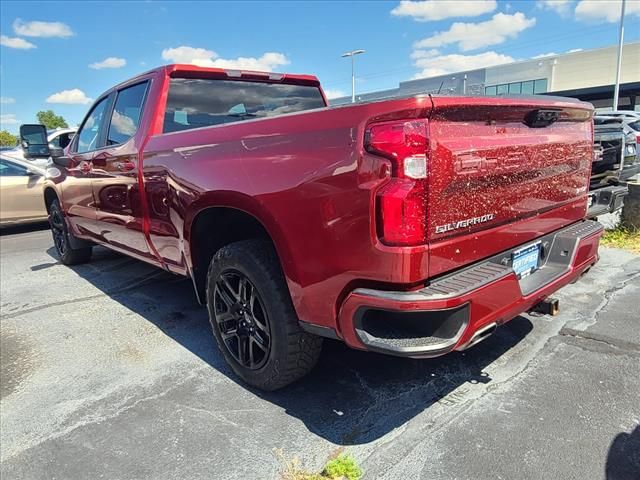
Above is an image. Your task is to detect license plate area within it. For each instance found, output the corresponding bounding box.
[512,242,541,279]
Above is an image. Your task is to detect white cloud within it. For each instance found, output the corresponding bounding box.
[12,19,74,38]
[161,45,290,72]
[46,89,92,105]
[411,50,514,78]
[533,47,584,58]
[536,0,573,16]
[162,46,213,64]
[391,0,497,22]
[532,52,558,58]
[0,113,20,125]
[0,96,16,104]
[575,0,640,23]
[89,57,127,69]
[414,12,536,51]
[411,48,442,60]
[323,89,346,100]
[110,110,137,136]
[0,35,36,49]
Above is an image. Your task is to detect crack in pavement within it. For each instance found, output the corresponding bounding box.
[571,270,640,331]
[558,327,640,355]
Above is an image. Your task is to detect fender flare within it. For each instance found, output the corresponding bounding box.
[183,191,300,290]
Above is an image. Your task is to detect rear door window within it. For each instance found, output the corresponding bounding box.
[107,82,149,146]
[163,78,326,133]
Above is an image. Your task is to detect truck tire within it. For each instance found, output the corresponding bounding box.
[49,199,92,265]
[206,239,322,391]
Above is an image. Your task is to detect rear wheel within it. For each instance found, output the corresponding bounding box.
[206,239,322,391]
[49,199,92,265]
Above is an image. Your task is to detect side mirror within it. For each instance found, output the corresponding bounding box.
[52,156,73,168]
[19,124,50,159]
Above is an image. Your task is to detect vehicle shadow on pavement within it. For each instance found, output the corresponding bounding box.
[606,425,640,480]
[0,222,50,236]
[56,246,534,446]
[266,317,533,445]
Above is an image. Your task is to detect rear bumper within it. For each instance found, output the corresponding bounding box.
[337,220,603,357]
[587,185,628,218]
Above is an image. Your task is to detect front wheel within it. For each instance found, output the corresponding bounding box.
[206,239,322,391]
[49,199,92,265]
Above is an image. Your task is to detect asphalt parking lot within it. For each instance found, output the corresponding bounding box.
[1,224,639,480]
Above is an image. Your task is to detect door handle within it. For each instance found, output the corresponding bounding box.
[115,161,136,172]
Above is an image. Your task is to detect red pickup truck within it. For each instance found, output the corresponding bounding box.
[21,64,602,390]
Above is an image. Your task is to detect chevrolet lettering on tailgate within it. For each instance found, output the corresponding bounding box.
[435,213,496,234]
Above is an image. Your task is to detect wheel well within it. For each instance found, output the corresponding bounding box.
[190,207,273,303]
[44,187,58,213]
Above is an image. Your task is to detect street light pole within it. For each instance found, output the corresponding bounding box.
[351,54,355,103]
[613,0,626,110]
[342,49,365,103]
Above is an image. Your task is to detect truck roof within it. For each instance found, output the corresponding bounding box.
[115,63,321,91]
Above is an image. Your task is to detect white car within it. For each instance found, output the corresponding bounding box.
[3,128,76,167]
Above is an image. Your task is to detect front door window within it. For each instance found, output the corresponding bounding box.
[76,97,110,153]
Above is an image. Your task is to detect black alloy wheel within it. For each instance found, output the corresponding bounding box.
[213,270,271,370]
[206,239,322,390]
[48,199,92,265]
[49,204,68,256]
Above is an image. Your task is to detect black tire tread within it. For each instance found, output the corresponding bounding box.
[50,200,92,265]
[206,239,322,391]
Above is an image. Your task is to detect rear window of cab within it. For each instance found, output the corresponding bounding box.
[163,78,326,133]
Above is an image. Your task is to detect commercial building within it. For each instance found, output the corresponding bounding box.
[331,42,640,110]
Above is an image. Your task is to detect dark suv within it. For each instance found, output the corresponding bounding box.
[588,116,640,218]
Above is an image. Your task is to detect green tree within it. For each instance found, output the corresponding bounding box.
[0,129,18,147]
[36,110,69,129]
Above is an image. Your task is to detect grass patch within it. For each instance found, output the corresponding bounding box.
[276,449,363,480]
[601,226,640,254]
[322,455,363,480]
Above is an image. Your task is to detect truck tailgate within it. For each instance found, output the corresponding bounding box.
[427,96,594,247]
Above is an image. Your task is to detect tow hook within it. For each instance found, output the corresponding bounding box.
[529,297,560,316]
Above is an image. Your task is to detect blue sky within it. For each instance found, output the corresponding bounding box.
[1,0,639,133]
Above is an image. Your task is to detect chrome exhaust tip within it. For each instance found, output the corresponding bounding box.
[458,322,498,351]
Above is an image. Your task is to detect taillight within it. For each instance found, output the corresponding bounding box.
[365,119,429,246]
